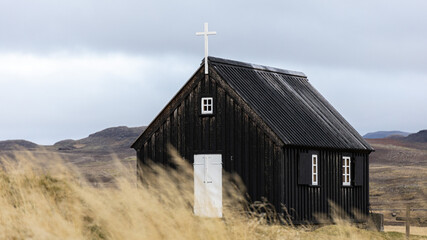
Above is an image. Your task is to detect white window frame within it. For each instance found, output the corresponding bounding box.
[342,156,351,186]
[201,97,213,114]
[312,154,318,186]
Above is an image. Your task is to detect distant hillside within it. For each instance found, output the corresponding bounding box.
[363,131,411,139]
[0,140,39,150]
[367,137,427,225]
[0,126,146,185]
[53,126,146,152]
[404,129,427,143]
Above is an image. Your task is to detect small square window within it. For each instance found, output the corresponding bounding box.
[201,97,213,114]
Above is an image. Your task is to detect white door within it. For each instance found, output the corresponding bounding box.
[193,154,222,217]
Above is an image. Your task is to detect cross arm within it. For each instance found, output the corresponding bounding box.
[196,31,217,36]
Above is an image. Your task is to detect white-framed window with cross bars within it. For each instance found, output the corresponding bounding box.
[312,154,318,186]
[201,97,213,114]
[342,156,351,186]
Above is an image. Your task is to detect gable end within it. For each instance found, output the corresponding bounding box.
[131,65,205,149]
[131,63,286,150]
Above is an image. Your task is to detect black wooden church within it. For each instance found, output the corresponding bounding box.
[131,57,373,223]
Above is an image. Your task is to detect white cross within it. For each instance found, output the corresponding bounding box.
[196,22,216,74]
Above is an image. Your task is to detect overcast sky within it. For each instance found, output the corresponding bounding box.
[0,0,426,144]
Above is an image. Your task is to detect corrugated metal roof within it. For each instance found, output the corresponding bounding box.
[209,57,373,151]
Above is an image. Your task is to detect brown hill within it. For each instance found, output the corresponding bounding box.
[367,138,427,225]
[53,126,146,152]
[0,126,146,185]
[405,129,427,143]
[0,140,39,150]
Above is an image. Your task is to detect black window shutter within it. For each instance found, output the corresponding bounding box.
[354,156,364,186]
[298,152,311,185]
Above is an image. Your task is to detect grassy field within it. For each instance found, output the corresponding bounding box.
[0,149,426,239]
[2,126,424,228]
[384,226,427,236]
[368,139,427,226]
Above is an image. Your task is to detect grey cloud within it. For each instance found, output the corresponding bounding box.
[0,0,426,143]
[1,0,427,73]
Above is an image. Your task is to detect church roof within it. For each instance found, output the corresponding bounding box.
[209,57,373,151]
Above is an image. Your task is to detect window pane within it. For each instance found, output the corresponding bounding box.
[347,166,350,173]
[204,99,207,104]
[313,166,316,173]
[347,175,349,182]
[204,106,207,111]
[313,157,316,164]
[347,159,350,165]
[313,175,316,182]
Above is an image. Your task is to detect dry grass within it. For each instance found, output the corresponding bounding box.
[368,140,427,225]
[384,226,427,236]
[0,149,424,239]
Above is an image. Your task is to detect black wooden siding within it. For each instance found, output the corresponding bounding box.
[135,67,370,223]
[283,148,369,223]
[137,71,283,205]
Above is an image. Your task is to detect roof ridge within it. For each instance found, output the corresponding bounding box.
[206,56,307,78]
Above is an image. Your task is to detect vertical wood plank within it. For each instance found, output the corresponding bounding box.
[235,106,242,176]
[243,113,249,188]
[258,130,265,199]
[249,121,257,200]
[158,125,163,164]
[229,99,235,172]
[216,87,224,154]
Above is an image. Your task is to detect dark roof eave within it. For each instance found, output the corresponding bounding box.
[207,56,307,78]
[282,143,374,153]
